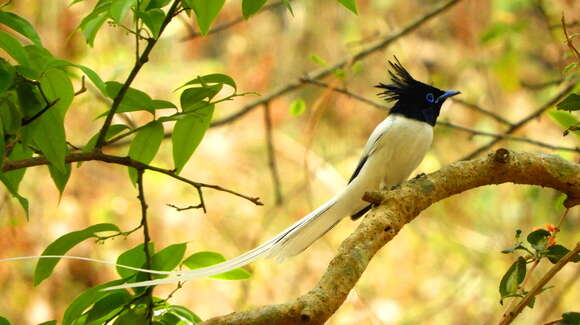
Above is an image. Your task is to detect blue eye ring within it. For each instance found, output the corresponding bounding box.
[426,93,435,103]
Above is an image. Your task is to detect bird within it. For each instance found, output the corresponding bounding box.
[0,57,460,290]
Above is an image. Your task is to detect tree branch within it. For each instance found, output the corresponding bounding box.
[210,0,462,128]
[201,149,579,324]
[1,151,263,207]
[498,242,580,325]
[94,0,181,149]
[461,84,576,160]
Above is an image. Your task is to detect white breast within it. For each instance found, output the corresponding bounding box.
[336,114,433,216]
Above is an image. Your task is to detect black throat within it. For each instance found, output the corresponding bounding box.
[389,101,439,126]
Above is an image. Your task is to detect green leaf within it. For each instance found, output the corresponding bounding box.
[38,321,56,325]
[242,0,267,19]
[178,73,236,91]
[105,81,155,114]
[499,256,526,302]
[73,64,107,96]
[40,68,74,118]
[547,245,580,264]
[85,291,132,324]
[151,243,187,278]
[526,229,550,251]
[113,309,147,325]
[116,243,154,279]
[127,120,164,184]
[289,99,306,115]
[151,99,176,109]
[156,305,202,324]
[34,223,121,286]
[29,106,67,173]
[146,0,172,10]
[309,54,327,67]
[0,30,30,66]
[62,279,127,325]
[179,86,222,105]
[48,156,72,197]
[110,0,137,23]
[184,0,225,36]
[172,102,214,174]
[336,0,358,14]
[138,9,165,38]
[183,251,251,280]
[0,11,42,45]
[0,58,16,93]
[549,110,580,137]
[0,143,32,215]
[560,312,580,325]
[0,316,11,325]
[79,2,110,47]
[0,94,22,135]
[556,93,580,111]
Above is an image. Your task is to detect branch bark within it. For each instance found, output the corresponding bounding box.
[201,149,579,325]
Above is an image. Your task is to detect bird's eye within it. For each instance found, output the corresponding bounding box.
[426,93,435,103]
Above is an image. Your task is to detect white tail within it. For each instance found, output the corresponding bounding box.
[0,195,347,291]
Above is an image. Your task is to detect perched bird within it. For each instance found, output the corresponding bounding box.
[1,58,459,290]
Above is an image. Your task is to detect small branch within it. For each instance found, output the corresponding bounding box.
[562,15,580,61]
[498,242,580,325]
[300,78,388,110]
[167,203,204,211]
[263,102,283,205]
[95,0,181,148]
[210,0,462,128]
[201,149,579,324]
[21,99,60,126]
[452,98,513,126]
[461,83,576,160]
[74,75,87,96]
[1,151,263,207]
[439,122,580,153]
[136,168,155,322]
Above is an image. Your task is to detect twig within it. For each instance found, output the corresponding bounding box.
[136,169,155,323]
[498,242,580,325]
[180,1,287,40]
[210,0,462,128]
[301,78,388,110]
[263,102,283,205]
[461,83,576,160]
[452,98,513,126]
[94,0,181,149]
[562,15,580,60]
[21,99,60,126]
[167,203,204,211]
[74,75,87,96]
[439,122,580,153]
[1,151,264,207]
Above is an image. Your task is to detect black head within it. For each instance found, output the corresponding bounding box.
[376,57,460,126]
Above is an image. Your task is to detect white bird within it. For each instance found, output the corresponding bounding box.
[1,58,459,291]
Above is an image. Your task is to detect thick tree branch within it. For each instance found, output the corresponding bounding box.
[201,149,579,324]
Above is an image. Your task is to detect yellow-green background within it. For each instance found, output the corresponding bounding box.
[0,0,578,324]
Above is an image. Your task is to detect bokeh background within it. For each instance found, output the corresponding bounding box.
[0,0,578,324]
